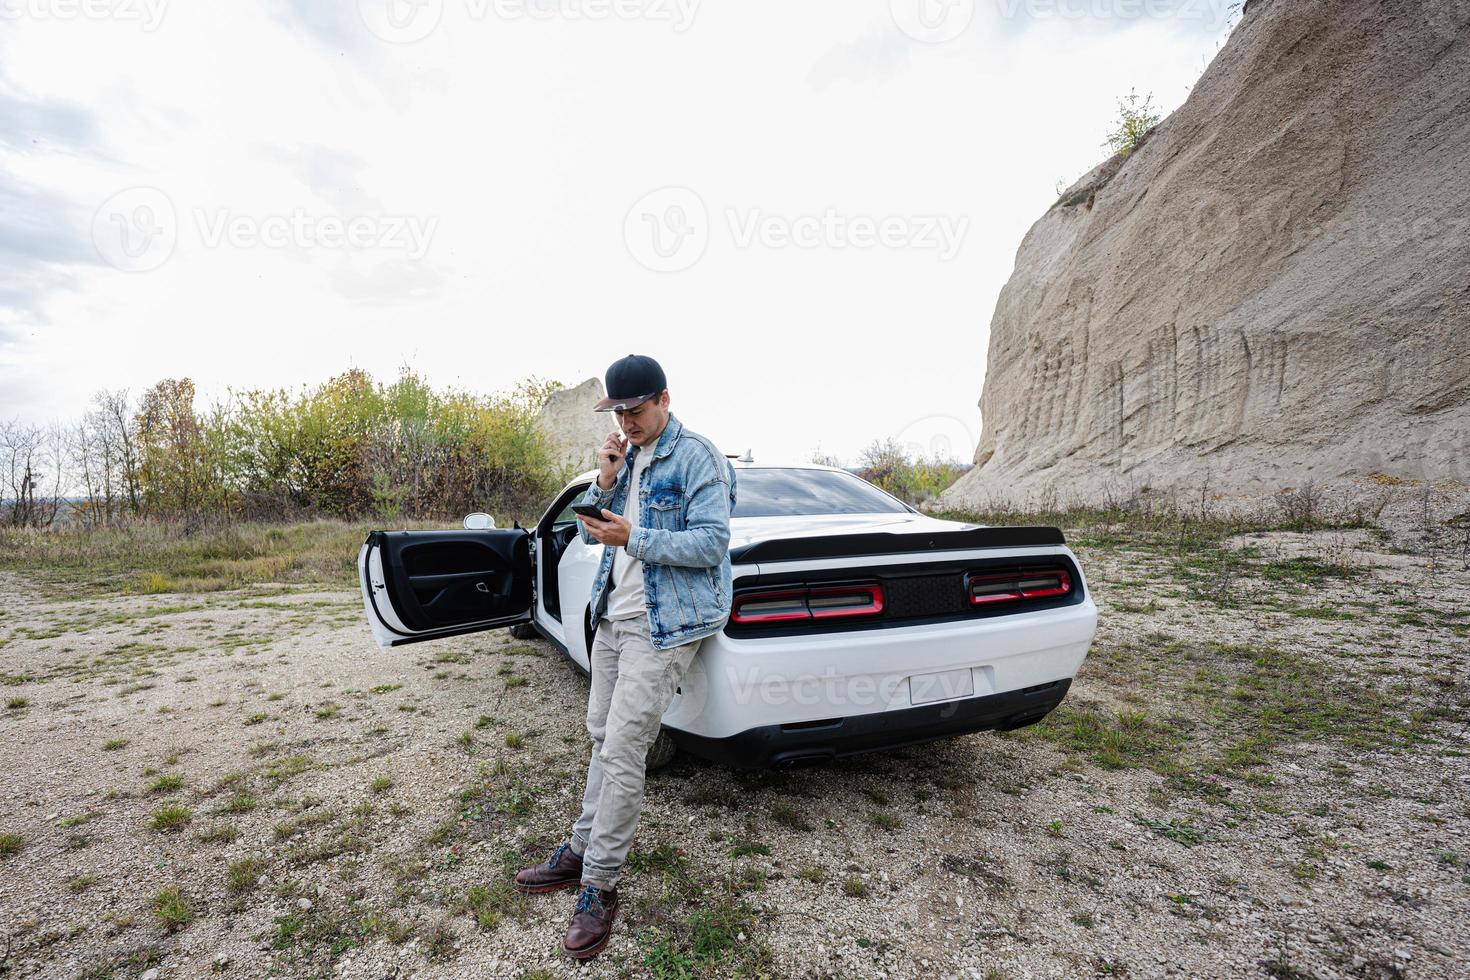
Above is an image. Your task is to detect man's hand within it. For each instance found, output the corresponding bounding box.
[596,431,627,489]
[578,508,630,547]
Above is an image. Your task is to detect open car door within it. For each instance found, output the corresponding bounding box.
[359,529,533,648]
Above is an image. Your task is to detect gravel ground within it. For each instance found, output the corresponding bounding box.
[1,489,1467,979]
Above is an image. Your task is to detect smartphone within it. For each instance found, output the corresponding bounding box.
[572,503,608,520]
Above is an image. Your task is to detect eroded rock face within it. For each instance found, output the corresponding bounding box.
[940,0,1470,510]
[536,378,609,476]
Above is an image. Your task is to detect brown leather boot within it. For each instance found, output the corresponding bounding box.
[513,841,583,894]
[562,883,619,959]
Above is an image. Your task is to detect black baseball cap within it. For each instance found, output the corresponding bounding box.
[593,353,668,412]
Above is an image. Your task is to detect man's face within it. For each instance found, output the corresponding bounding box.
[615,391,669,447]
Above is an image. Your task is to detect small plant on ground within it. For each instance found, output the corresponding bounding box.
[198,822,240,843]
[220,790,258,814]
[153,885,193,930]
[150,804,193,833]
[148,774,185,794]
[227,856,264,895]
[1134,814,1208,847]
[421,914,458,961]
[868,811,903,832]
[770,803,811,831]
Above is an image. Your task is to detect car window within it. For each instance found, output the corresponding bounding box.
[548,485,592,526]
[731,468,912,518]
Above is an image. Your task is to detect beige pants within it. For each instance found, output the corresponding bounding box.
[570,612,702,889]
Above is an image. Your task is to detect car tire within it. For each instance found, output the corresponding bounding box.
[645,728,677,771]
[508,622,538,640]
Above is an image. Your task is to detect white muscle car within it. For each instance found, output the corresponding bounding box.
[359,461,1097,769]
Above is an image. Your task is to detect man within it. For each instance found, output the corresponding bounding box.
[512,353,737,960]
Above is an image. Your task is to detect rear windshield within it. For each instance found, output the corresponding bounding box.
[731,468,912,518]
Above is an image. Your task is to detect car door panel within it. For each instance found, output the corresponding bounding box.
[360,528,532,648]
[529,481,595,658]
[557,530,602,672]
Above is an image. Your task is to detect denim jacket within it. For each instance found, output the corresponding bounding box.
[577,411,737,650]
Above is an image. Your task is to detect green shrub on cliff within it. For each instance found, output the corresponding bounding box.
[1104,88,1160,157]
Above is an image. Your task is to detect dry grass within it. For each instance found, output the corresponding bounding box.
[0,520,376,596]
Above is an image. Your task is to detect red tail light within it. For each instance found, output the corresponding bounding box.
[728,588,809,623]
[731,583,884,624]
[965,568,1071,606]
[807,583,884,619]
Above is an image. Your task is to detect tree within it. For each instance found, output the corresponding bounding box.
[135,378,225,528]
[0,420,62,528]
[93,389,142,516]
[70,389,143,526]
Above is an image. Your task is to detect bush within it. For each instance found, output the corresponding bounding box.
[851,438,968,507]
[1104,88,1160,157]
[19,369,565,531]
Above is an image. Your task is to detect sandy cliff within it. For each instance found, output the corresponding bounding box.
[939,0,1470,510]
[535,377,609,475]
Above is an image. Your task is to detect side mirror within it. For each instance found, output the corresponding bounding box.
[464,512,496,530]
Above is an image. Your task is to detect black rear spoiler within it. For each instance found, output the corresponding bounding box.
[728,526,1065,564]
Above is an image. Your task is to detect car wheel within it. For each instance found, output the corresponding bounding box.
[508,622,538,640]
[645,728,677,771]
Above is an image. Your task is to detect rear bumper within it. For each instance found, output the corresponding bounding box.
[669,678,1070,769]
[659,598,1095,741]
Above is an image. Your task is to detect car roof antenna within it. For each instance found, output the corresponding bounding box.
[739,448,754,463]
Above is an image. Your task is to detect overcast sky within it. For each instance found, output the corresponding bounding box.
[0,0,1237,466]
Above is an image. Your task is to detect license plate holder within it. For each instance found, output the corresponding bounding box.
[909,667,975,705]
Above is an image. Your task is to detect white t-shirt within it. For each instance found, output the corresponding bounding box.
[605,447,655,621]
